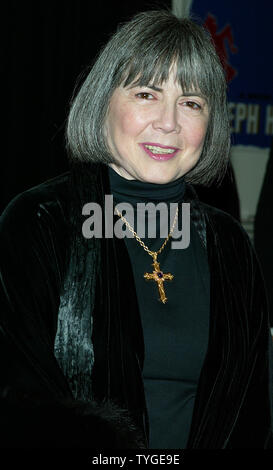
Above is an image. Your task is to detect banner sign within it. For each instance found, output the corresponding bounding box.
[191,0,273,147]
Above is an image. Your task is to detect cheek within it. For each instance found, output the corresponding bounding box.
[109,104,147,139]
[121,114,146,140]
[187,121,208,149]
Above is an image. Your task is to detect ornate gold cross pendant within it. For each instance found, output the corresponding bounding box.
[144,253,173,304]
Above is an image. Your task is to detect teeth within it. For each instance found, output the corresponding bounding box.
[145,145,176,154]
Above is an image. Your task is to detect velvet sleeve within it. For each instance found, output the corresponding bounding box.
[187,203,273,449]
[0,190,70,398]
[221,210,273,447]
[218,210,273,448]
[0,188,144,448]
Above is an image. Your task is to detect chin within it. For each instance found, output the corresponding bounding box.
[139,170,180,185]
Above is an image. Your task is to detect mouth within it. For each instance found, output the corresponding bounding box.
[139,142,179,161]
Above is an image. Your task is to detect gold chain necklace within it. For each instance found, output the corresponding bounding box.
[115,206,179,304]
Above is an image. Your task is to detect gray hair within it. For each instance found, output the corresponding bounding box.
[66,9,230,186]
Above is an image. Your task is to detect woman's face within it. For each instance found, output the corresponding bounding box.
[104,68,209,183]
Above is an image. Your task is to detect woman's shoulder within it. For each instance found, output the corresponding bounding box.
[196,200,257,264]
[0,172,72,299]
[0,171,71,233]
[185,183,246,241]
[200,201,248,239]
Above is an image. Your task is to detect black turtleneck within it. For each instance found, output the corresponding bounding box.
[108,166,210,449]
[107,166,186,205]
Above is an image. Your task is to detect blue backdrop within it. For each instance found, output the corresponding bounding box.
[192,0,273,147]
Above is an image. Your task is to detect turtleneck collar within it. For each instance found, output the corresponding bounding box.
[108,166,186,206]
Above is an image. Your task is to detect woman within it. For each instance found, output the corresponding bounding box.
[0,10,272,449]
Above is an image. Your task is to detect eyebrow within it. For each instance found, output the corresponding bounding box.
[146,84,163,92]
[128,83,207,100]
[127,83,162,92]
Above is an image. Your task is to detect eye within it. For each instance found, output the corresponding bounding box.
[182,101,202,110]
[135,92,154,100]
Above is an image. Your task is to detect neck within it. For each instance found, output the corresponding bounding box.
[108,166,186,206]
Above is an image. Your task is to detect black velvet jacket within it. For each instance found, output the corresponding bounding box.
[0,163,272,448]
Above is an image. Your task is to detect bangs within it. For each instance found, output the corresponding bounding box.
[120,24,215,100]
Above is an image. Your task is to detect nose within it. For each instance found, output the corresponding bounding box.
[152,102,181,134]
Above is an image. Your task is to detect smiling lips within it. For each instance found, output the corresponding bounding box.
[140,143,179,161]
